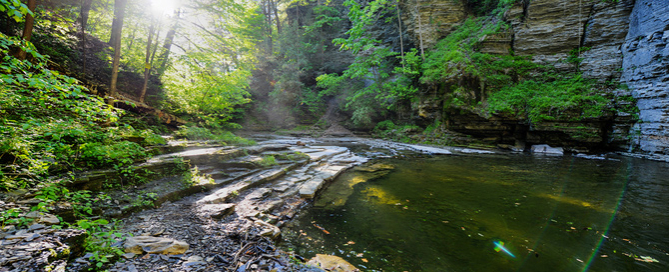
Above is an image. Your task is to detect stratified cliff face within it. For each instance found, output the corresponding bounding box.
[507,0,634,80]
[508,0,595,61]
[406,0,637,152]
[401,0,467,49]
[621,0,669,159]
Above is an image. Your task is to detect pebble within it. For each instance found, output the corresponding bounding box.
[29,223,46,231]
[127,264,139,272]
[25,233,41,242]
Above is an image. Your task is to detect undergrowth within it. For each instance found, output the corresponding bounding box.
[174,125,256,146]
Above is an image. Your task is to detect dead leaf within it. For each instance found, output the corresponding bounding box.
[361,258,368,263]
[313,224,330,235]
[347,241,356,245]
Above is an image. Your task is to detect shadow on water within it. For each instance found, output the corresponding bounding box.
[281,153,669,272]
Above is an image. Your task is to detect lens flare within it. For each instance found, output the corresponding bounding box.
[494,240,516,258]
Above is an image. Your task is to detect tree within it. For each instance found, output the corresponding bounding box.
[415,0,425,60]
[109,0,127,98]
[16,0,36,60]
[79,0,94,74]
[79,0,94,28]
[139,15,157,103]
[156,19,178,77]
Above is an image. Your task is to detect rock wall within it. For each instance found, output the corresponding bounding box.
[580,0,635,81]
[409,0,640,152]
[507,0,634,79]
[400,0,467,49]
[507,0,595,62]
[621,0,669,159]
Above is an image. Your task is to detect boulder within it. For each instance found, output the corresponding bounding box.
[24,211,61,225]
[531,144,564,155]
[306,254,359,272]
[124,236,189,255]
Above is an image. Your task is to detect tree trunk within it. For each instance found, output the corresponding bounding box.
[79,0,93,28]
[396,0,404,69]
[156,10,180,77]
[125,21,138,52]
[109,0,126,46]
[139,20,157,103]
[156,27,176,77]
[17,0,37,60]
[415,0,425,61]
[80,0,93,75]
[110,0,128,98]
[149,28,161,67]
[262,0,272,54]
[271,0,281,34]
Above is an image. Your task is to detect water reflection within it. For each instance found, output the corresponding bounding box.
[282,154,669,271]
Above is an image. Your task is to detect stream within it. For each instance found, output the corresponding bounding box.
[281,148,669,271]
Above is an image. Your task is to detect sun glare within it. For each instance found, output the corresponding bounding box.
[150,0,179,16]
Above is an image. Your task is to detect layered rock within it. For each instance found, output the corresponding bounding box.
[621,0,669,159]
[400,0,467,49]
[580,0,635,81]
[509,0,596,62]
[508,0,634,80]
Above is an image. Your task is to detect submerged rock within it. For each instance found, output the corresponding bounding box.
[306,254,359,272]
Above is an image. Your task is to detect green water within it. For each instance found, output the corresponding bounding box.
[282,153,669,271]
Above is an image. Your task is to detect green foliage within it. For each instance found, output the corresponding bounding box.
[174,125,255,146]
[316,0,419,127]
[0,208,28,228]
[257,155,278,167]
[421,18,507,85]
[0,32,150,190]
[182,166,213,187]
[487,74,610,123]
[373,120,421,142]
[80,141,148,167]
[162,0,260,127]
[567,47,592,65]
[35,184,110,218]
[119,126,166,146]
[76,218,125,269]
[0,0,32,22]
[129,192,158,208]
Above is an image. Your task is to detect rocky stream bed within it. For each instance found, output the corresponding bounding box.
[1,134,484,272]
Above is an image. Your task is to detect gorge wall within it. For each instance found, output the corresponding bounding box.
[621,0,669,160]
[402,0,669,157]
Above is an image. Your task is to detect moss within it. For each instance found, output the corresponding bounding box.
[487,74,611,123]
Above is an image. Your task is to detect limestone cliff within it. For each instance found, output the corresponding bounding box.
[401,0,467,49]
[405,0,642,153]
[621,0,669,160]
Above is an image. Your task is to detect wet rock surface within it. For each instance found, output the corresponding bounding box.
[1,136,496,271]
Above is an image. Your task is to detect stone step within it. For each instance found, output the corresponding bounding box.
[196,163,301,205]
